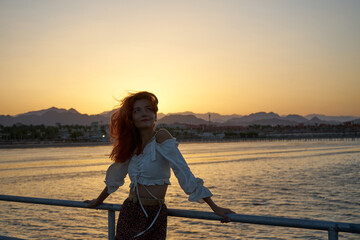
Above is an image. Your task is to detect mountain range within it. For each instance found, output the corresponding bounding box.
[0,107,359,126]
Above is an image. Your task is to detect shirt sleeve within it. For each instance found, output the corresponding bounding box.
[104,161,129,194]
[156,138,213,203]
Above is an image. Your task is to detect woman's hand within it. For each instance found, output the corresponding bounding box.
[203,197,235,223]
[84,198,101,208]
[84,187,109,208]
[211,205,235,223]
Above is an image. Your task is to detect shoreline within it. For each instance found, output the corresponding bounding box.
[0,137,359,149]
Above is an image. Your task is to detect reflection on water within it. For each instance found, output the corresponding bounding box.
[0,140,359,239]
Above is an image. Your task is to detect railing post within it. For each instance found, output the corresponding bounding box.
[108,210,115,240]
[328,227,338,240]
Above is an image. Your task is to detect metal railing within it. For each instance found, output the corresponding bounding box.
[1,194,359,240]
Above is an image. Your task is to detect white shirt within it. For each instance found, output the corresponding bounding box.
[105,136,212,203]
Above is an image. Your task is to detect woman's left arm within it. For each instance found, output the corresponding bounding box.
[203,196,235,223]
[156,129,236,222]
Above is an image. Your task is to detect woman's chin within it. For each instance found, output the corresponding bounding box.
[136,123,155,129]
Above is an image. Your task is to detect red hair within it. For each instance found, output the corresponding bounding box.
[109,91,158,162]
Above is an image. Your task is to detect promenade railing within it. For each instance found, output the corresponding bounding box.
[1,194,359,240]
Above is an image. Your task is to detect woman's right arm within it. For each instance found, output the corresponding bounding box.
[84,187,110,208]
[84,161,129,207]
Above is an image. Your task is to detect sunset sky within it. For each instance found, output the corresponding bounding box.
[1,0,359,117]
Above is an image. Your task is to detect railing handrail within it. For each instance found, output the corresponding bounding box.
[1,194,359,239]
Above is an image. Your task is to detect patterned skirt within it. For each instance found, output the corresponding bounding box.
[115,198,168,240]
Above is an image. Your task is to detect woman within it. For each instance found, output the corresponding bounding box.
[85,91,234,239]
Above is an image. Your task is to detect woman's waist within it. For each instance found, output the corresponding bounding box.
[130,183,168,199]
[129,176,171,187]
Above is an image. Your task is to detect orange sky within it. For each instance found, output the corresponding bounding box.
[1,1,360,116]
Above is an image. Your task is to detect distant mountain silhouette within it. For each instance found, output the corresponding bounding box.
[0,107,108,126]
[0,107,359,126]
[17,107,77,117]
[222,112,347,126]
[305,114,357,122]
[308,116,331,125]
[284,114,309,123]
[157,114,208,125]
[225,112,280,125]
[169,111,242,123]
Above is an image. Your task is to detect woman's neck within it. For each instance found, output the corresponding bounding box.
[139,128,156,147]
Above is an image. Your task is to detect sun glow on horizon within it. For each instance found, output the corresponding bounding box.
[1,1,360,117]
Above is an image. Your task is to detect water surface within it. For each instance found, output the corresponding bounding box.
[0,139,359,239]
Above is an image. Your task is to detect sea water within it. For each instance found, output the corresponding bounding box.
[0,139,359,240]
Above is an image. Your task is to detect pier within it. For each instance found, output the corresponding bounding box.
[1,195,359,240]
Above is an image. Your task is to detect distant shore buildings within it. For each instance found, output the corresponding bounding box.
[158,121,360,141]
[0,120,359,145]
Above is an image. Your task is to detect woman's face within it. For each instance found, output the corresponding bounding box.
[132,99,157,129]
